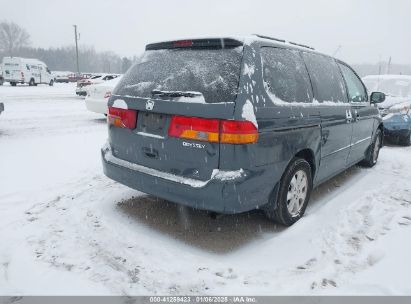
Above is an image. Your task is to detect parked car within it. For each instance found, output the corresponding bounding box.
[53,71,72,83]
[1,57,54,86]
[362,75,411,145]
[76,74,120,96]
[85,76,122,115]
[0,102,3,115]
[102,36,385,226]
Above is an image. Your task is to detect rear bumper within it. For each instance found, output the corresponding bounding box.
[4,78,24,84]
[76,88,87,96]
[85,97,107,115]
[101,143,270,213]
[76,84,92,94]
[384,127,410,138]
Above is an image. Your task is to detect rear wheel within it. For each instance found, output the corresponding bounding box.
[49,80,54,86]
[360,128,382,167]
[10,82,16,86]
[29,79,35,86]
[264,158,312,226]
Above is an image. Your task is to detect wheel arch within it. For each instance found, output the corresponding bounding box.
[294,148,316,179]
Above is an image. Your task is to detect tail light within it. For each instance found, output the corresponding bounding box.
[21,72,24,79]
[173,40,193,48]
[108,107,137,129]
[220,120,258,144]
[104,91,112,99]
[168,116,258,144]
[168,116,219,142]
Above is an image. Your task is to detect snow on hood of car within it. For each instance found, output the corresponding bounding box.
[378,96,410,109]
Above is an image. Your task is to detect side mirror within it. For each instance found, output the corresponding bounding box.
[370,92,385,104]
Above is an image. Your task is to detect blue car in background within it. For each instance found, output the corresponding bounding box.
[363,75,411,146]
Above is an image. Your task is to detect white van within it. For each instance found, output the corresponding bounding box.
[1,57,54,86]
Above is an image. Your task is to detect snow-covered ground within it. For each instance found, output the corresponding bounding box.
[0,83,410,295]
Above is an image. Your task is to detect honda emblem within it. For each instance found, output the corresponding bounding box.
[146,100,154,111]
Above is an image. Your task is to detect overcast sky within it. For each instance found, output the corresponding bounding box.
[1,0,410,64]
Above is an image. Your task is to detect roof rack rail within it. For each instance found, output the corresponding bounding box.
[289,41,315,50]
[253,34,315,50]
[253,34,286,43]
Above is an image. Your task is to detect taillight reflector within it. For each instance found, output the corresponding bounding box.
[108,107,137,129]
[168,116,258,144]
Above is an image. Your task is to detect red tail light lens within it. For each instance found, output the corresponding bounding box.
[220,120,258,144]
[173,40,193,48]
[108,107,137,129]
[168,116,258,144]
[168,116,220,142]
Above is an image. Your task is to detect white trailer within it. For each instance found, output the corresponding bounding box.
[1,57,54,86]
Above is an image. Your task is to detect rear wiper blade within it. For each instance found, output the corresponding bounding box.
[151,90,202,98]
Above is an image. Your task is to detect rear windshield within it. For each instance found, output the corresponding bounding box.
[114,47,243,103]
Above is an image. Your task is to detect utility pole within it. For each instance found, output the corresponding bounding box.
[386,56,392,75]
[73,25,80,81]
[332,45,342,57]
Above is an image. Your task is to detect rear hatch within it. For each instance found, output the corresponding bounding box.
[108,38,244,181]
[3,62,22,81]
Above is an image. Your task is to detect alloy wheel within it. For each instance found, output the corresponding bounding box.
[286,170,308,216]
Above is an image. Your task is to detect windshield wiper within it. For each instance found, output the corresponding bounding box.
[151,90,202,98]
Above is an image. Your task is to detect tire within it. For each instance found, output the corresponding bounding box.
[10,82,16,87]
[49,80,54,86]
[29,79,35,86]
[0,78,3,86]
[360,128,382,167]
[399,132,411,146]
[264,158,313,226]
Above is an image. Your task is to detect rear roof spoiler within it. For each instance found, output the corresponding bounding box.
[146,38,243,50]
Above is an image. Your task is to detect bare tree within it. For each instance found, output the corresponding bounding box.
[0,21,31,56]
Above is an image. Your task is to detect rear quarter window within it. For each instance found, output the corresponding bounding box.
[302,52,348,103]
[338,63,368,102]
[261,47,313,103]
